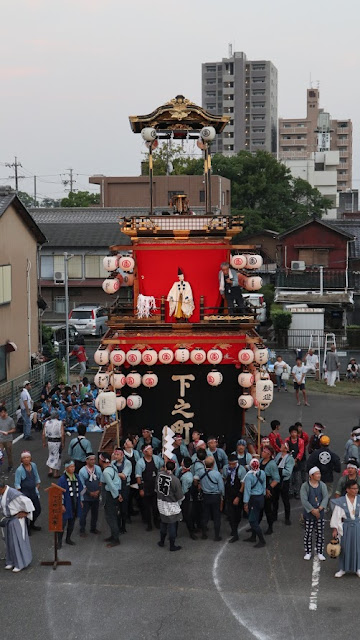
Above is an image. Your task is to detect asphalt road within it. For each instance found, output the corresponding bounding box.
[1,388,359,640]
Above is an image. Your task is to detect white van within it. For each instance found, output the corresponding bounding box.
[69,305,108,336]
[242,293,267,323]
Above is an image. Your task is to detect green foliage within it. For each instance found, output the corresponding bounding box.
[61,191,100,208]
[55,358,66,382]
[42,325,54,358]
[17,191,39,208]
[141,145,203,176]
[41,197,62,208]
[270,304,292,331]
[259,284,275,320]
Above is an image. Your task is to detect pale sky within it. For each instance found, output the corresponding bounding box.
[1,0,359,200]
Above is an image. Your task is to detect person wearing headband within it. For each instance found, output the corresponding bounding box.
[231,439,252,470]
[206,436,228,472]
[274,442,295,525]
[135,444,164,531]
[330,479,360,578]
[57,460,83,549]
[243,458,267,548]
[300,467,328,561]
[14,451,41,533]
[172,434,189,466]
[136,428,161,457]
[335,460,360,497]
[308,423,326,455]
[78,454,102,537]
[344,428,360,465]
[260,445,280,535]
[307,435,341,499]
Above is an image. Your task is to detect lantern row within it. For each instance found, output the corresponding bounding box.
[94,346,269,367]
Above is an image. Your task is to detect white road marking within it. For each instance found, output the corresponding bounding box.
[13,433,24,445]
[309,556,321,611]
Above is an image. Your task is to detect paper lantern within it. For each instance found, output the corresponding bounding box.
[125,371,142,388]
[238,371,254,388]
[97,391,116,415]
[126,349,142,366]
[119,256,135,272]
[127,393,142,410]
[238,348,254,364]
[95,393,102,410]
[190,348,206,365]
[254,347,269,365]
[246,254,263,270]
[244,276,263,291]
[110,349,126,366]
[94,347,110,366]
[207,370,223,386]
[94,370,110,389]
[103,255,119,271]
[158,348,174,364]
[238,394,254,409]
[175,348,190,363]
[142,349,158,366]
[255,370,270,382]
[120,273,134,287]
[259,402,270,411]
[142,372,159,388]
[200,126,216,141]
[207,348,223,365]
[141,127,157,142]
[102,279,120,294]
[230,254,247,270]
[255,379,274,405]
[110,371,126,389]
[116,394,126,411]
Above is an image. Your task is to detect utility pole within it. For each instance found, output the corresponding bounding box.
[62,168,76,193]
[33,175,37,206]
[5,156,25,192]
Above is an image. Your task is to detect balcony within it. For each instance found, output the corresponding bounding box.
[339,150,349,158]
[276,269,359,290]
[280,138,307,146]
[279,126,308,135]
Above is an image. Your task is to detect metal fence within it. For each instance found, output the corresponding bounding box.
[0,360,58,418]
[271,329,360,350]
[276,270,360,290]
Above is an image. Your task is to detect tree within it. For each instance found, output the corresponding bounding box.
[141,145,203,176]
[60,191,100,208]
[41,197,62,208]
[17,191,39,208]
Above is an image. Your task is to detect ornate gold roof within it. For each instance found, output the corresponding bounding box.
[129,95,229,134]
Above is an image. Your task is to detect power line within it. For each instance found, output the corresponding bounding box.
[61,168,77,193]
[5,156,26,192]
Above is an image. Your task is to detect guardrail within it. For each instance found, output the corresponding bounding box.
[0,360,58,418]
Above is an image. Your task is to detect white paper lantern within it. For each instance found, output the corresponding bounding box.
[238,394,254,409]
[110,349,126,366]
[95,393,102,411]
[254,347,269,365]
[158,348,174,364]
[110,371,126,389]
[94,370,110,389]
[207,370,223,386]
[207,348,223,365]
[190,348,206,365]
[230,254,247,270]
[127,393,142,410]
[238,348,254,365]
[255,379,274,405]
[119,256,135,272]
[142,372,159,388]
[103,255,119,272]
[94,347,110,366]
[126,349,142,366]
[238,371,254,388]
[116,395,126,411]
[97,391,116,415]
[175,348,190,363]
[200,126,216,141]
[246,254,263,270]
[102,278,120,294]
[141,127,157,142]
[244,276,263,291]
[255,370,270,382]
[142,349,158,366]
[125,371,142,388]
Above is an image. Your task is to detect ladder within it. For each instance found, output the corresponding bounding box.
[308,332,321,378]
[323,333,339,381]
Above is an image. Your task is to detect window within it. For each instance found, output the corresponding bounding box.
[0,265,11,305]
[41,256,53,279]
[199,190,205,203]
[0,345,6,383]
[253,90,265,95]
[283,124,292,128]
[206,79,216,85]
[85,256,107,279]
[340,158,347,163]
[315,163,325,171]
[338,135,348,140]
[252,64,265,70]
[296,123,305,127]
[68,255,82,279]
[206,66,216,73]
[298,249,329,266]
[222,192,225,205]
[252,103,265,108]
[252,141,265,146]
[253,127,265,133]
[207,103,216,110]
[253,115,265,121]
[206,91,216,97]
[338,122,348,128]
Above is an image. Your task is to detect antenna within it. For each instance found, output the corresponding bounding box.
[228,42,232,58]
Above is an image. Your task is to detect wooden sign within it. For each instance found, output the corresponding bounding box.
[45,483,65,532]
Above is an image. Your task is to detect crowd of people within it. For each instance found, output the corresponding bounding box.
[1,384,360,578]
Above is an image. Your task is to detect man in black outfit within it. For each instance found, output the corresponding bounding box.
[224,453,246,543]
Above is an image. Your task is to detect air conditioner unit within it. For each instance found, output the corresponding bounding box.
[54,271,65,284]
[291,261,306,271]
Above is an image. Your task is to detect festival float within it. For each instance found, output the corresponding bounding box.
[97,95,273,452]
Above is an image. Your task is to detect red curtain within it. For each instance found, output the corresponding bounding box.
[135,243,229,322]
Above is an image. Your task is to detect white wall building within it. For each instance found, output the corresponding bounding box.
[283,150,339,219]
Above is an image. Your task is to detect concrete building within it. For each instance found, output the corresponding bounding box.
[283,151,340,219]
[89,175,231,213]
[201,50,278,156]
[0,191,46,381]
[279,88,352,192]
[338,189,358,216]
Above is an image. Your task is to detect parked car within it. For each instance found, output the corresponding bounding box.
[69,304,108,336]
[242,293,267,323]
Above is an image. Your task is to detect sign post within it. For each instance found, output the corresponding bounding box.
[41,483,71,570]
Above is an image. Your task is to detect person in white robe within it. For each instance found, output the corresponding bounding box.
[167,268,195,320]
[330,479,360,578]
[0,480,34,572]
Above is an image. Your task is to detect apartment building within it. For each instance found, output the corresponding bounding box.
[201,50,278,156]
[279,88,352,191]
